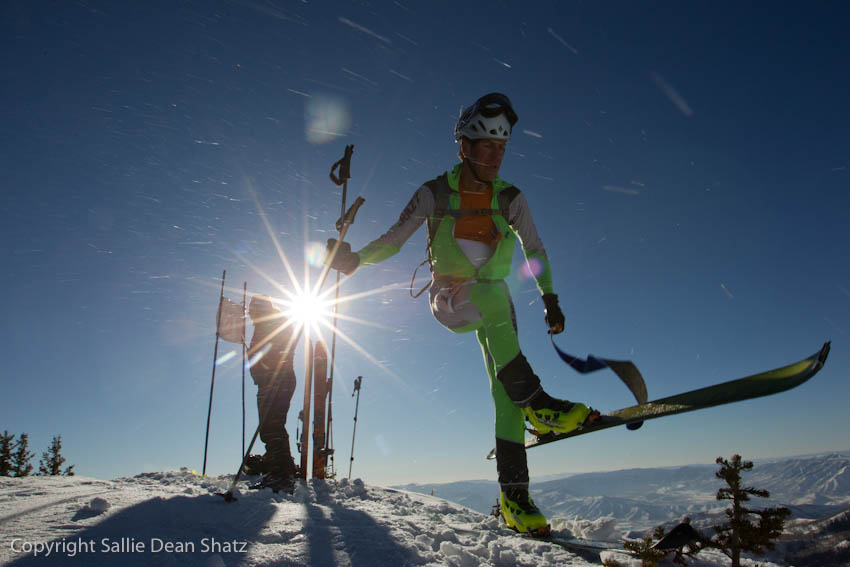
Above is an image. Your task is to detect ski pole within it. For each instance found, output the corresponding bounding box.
[241,282,247,458]
[348,376,363,481]
[320,144,362,293]
[326,144,354,478]
[203,270,227,477]
[220,424,262,502]
[317,198,364,292]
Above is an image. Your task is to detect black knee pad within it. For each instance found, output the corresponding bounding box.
[496,353,542,406]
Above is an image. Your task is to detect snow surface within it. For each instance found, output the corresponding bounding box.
[0,470,782,566]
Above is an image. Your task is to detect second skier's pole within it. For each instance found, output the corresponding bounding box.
[220,424,262,502]
[348,376,362,481]
[241,282,247,457]
[203,269,227,476]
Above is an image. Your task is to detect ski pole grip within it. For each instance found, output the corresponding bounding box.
[336,196,366,232]
[330,144,355,186]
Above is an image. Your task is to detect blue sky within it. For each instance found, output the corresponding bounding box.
[1,1,848,486]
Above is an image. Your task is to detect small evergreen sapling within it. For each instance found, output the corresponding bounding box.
[0,430,14,476]
[708,454,791,567]
[11,433,35,477]
[38,435,74,476]
[622,526,668,567]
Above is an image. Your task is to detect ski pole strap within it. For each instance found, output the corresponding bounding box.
[549,334,648,430]
[330,144,355,186]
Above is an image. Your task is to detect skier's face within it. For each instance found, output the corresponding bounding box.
[464,138,506,181]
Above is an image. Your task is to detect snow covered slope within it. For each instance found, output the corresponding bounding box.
[0,470,789,566]
[0,470,605,566]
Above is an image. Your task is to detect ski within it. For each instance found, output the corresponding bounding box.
[487,342,830,459]
[541,536,631,561]
[298,339,314,479]
[312,340,331,479]
[502,529,631,561]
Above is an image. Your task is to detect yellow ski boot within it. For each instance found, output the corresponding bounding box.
[523,392,600,435]
[500,487,550,537]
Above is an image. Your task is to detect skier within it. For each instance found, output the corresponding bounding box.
[325,92,598,535]
[244,294,298,485]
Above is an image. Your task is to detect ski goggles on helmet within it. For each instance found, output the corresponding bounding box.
[468,93,518,126]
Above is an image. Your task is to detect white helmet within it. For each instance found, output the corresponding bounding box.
[454,92,518,142]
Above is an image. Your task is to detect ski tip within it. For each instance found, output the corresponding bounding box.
[820,341,831,361]
[812,341,831,373]
[219,491,238,503]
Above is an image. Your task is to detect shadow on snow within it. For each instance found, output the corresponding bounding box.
[5,484,418,567]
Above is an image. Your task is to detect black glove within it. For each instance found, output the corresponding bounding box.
[542,293,565,334]
[325,238,360,275]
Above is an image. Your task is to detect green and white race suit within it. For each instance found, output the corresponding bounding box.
[354,163,556,445]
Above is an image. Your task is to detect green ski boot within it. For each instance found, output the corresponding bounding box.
[500,487,550,537]
[523,391,599,435]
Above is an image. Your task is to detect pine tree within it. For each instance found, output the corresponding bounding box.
[0,430,14,476]
[39,435,70,476]
[11,433,34,477]
[708,454,791,567]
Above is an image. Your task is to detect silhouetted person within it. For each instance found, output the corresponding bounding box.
[245,294,297,483]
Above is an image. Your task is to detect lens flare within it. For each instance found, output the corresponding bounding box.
[215,350,238,366]
[306,96,351,145]
[246,343,270,369]
[519,258,543,281]
[305,241,326,268]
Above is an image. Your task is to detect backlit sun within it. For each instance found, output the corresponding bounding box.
[281,290,332,332]
[215,174,407,386]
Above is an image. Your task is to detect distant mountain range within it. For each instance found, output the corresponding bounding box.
[395,451,850,534]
